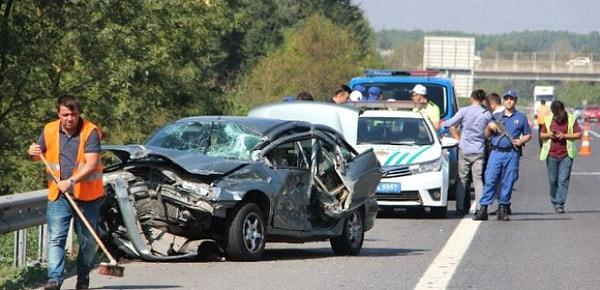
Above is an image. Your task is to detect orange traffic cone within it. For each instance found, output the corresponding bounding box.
[579,121,592,156]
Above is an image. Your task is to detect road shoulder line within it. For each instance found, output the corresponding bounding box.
[414,215,481,289]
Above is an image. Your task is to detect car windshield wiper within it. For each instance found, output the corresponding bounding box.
[389,141,416,145]
[357,140,390,145]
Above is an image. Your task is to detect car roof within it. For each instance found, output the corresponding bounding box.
[359,110,425,118]
[248,101,360,139]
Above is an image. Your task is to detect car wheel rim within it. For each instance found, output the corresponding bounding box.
[346,212,362,247]
[242,212,264,253]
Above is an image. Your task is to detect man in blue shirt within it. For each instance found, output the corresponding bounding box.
[443,89,492,216]
[474,90,532,221]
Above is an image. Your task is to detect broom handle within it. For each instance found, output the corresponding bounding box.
[39,154,117,264]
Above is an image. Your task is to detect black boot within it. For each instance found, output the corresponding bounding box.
[498,205,510,221]
[473,205,488,220]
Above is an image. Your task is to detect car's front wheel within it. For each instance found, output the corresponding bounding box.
[225,203,266,261]
[330,210,364,255]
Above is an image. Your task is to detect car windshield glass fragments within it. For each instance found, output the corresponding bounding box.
[357,117,433,145]
[145,121,262,161]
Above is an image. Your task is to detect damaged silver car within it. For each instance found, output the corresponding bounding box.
[101,116,382,261]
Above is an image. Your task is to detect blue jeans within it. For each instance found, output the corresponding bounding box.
[481,150,520,206]
[546,156,573,208]
[46,195,103,284]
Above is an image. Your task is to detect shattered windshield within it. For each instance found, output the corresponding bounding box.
[357,117,433,145]
[145,120,263,161]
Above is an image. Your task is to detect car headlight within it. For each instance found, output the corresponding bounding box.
[409,157,442,174]
[181,180,221,200]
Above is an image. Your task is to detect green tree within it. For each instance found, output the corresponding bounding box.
[0,0,237,194]
[231,14,379,109]
[384,39,423,69]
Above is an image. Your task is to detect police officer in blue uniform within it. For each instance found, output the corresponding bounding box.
[474,90,532,221]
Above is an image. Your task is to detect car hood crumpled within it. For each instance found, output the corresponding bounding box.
[102,144,248,175]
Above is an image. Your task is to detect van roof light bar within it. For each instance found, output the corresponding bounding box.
[364,69,439,77]
[346,100,414,111]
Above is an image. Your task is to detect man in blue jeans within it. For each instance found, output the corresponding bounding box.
[28,95,104,290]
[539,100,582,213]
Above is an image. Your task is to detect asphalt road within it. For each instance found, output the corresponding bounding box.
[51,129,600,290]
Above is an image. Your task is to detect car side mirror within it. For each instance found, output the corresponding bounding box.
[441,137,459,149]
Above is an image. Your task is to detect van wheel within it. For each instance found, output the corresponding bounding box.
[330,210,364,255]
[225,203,265,261]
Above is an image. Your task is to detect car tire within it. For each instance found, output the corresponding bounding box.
[225,203,266,261]
[430,206,448,219]
[330,210,364,255]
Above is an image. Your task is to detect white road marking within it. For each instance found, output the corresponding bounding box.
[588,130,600,138]
[572,172,600,176]
[414,207,481,290]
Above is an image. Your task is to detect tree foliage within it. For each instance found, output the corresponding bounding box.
[231,14,379,108]
[0,0,375,195]
[0,0,238,194]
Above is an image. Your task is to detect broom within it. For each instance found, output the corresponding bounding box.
[38,153,124,277]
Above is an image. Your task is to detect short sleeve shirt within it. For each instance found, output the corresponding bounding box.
[444,104,492,154]
[413,101,440,125]
[37,121,101,180]
[541,117,581,158]
[490,110,531,148]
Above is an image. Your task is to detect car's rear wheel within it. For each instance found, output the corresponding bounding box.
[225,203,266,261]
[330,210,364,255]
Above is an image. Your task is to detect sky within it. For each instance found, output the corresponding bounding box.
[354,0,599,34]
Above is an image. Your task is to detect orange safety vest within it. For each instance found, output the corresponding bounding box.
[536,105,550,125]
[43,119,104,201]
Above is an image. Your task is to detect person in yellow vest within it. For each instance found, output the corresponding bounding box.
[536,99,551,148]
[28,95,104,290]
[411,84,440,131]
[539,100,582,214]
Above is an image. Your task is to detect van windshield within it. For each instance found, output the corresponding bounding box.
[359,83,447,116]
[357,117,434,146]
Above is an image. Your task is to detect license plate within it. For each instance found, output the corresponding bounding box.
[376,182,401,194]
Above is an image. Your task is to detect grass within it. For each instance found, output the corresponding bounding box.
[0,229,79,290]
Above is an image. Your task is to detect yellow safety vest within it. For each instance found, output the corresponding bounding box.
[539,114,577,160]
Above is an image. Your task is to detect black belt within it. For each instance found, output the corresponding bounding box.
[492,146,513,152]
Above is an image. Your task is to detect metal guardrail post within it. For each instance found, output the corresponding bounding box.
[13,229,27,267]
[38,224,48,261]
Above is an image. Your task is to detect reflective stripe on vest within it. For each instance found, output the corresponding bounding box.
[43,119,105,201]
[539,113,577,160]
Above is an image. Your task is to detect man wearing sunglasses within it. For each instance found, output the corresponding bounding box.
[474,90,532,221]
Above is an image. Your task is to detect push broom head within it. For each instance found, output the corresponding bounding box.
[98,261,125,277]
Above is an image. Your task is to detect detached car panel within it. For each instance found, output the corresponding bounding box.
[101,116,381,261]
